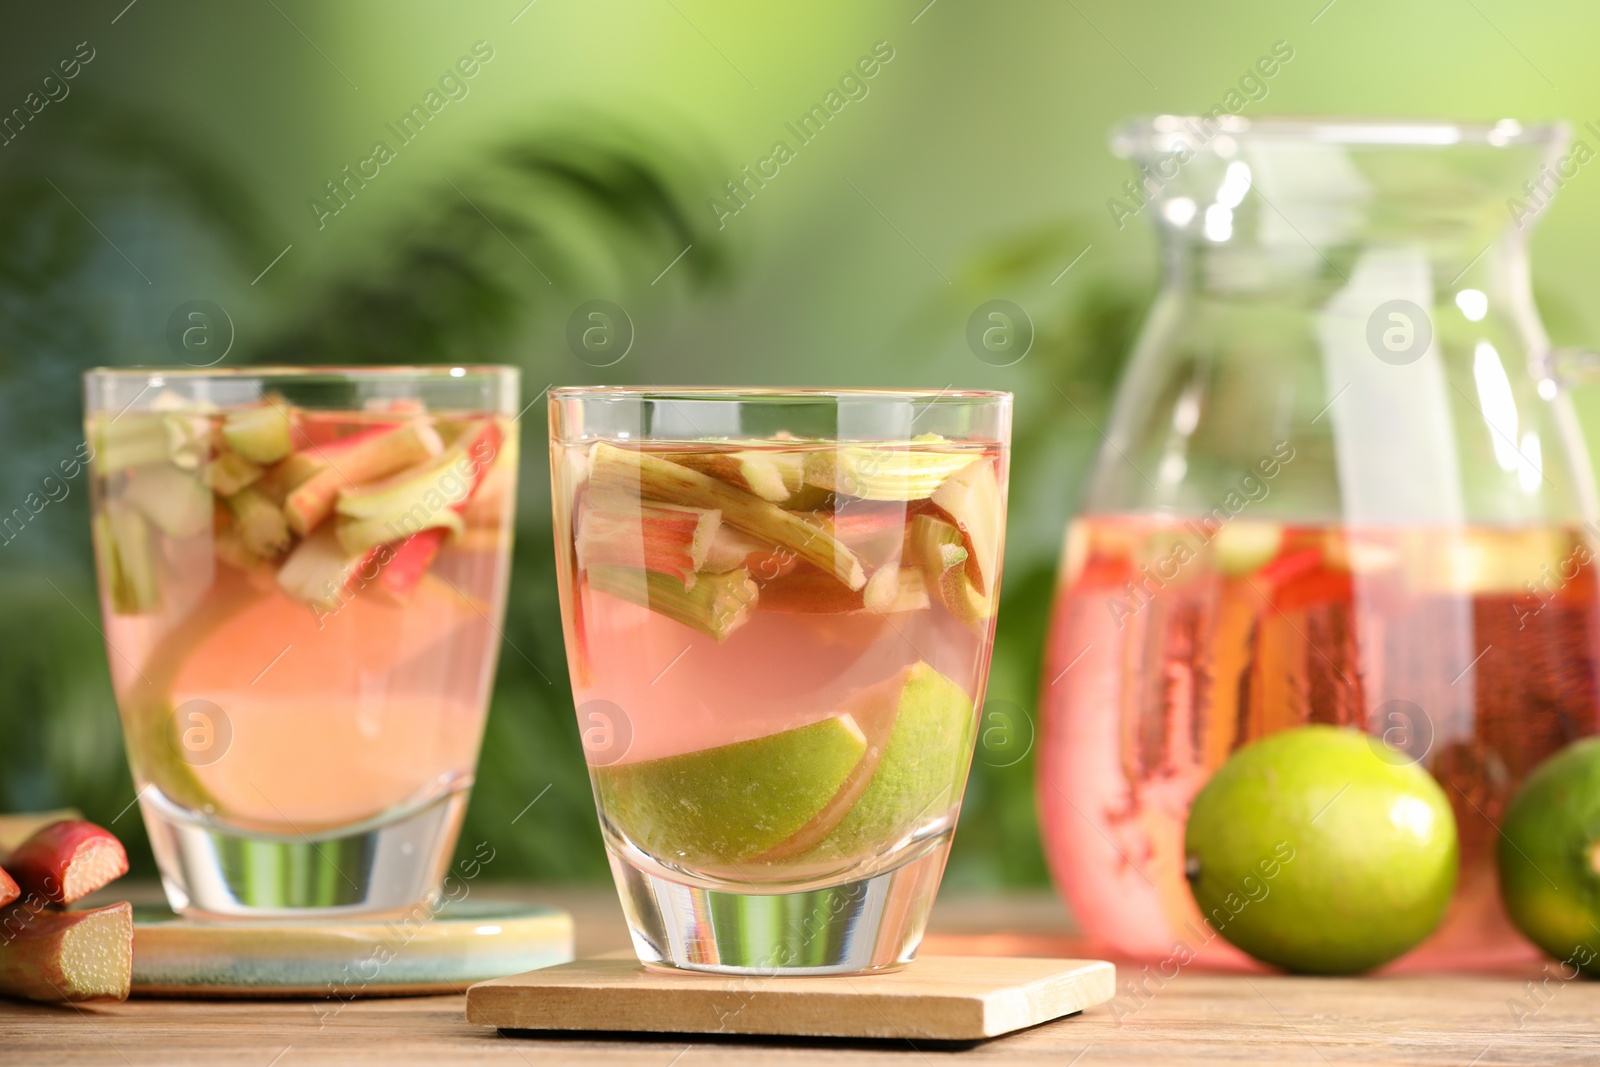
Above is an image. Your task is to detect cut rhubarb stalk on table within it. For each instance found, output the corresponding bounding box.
[124,464,214,539]
[222,404,294,464]
[929,458,1003,595]
[284,421,444,536]
[587,565,757,641]
[95,506,161,614]
[4,820,129,906]
[804,445,977,501]
[226,487,291,558]
[589,443,866,591]
[332,419,501,552]
[672,449,805,503]
[0,867,16,909]
[205,449,264,496]
[0,901,133,1002]
[910,513,992,631]
[576,494,720,588]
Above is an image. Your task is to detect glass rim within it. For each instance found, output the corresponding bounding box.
[1114,115,1568,155]
[84,364,518,382]
[550,386,1011,402]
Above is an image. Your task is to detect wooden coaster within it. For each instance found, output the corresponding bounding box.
[133,899,573,998]
[467,954,1115,1041]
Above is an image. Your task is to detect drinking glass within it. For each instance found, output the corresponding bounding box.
[84,366,519,917]
[1039,116,1600,968]
[550,387,1010,974]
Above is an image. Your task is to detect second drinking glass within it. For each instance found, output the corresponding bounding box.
[550,387,1011,974]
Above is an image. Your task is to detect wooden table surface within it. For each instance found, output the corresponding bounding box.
[3,887,1596,1065]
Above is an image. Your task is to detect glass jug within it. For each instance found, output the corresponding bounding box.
[1038,116,1599,969]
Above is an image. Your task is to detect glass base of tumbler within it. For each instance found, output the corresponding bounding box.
[141,783,469,918]
[608,837,953,975]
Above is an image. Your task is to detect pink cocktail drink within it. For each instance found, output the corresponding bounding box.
[550,388,1011,973]
[85,368,518,916]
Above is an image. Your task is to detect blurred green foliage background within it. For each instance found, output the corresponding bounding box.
[2,0,1599,893]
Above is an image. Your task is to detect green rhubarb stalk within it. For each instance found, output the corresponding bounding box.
[222,405,294,465]
[804,444,978,502]
[672,449,805,503]
[226,487,291,558]
[205,450,264,497]
[586,565,758,641]
[93,413,210,473]
[588,443,865,591]
[123,464,213,539]
[929,457,1003,595]
[94,507,161,614]
[910,512,991,631]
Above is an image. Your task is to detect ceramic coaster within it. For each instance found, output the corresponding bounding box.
[467,954,1115,1041]
[132,899,573,997]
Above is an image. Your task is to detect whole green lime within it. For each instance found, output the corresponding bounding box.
[1184,724,1458,974]
[1498,737,1600,976]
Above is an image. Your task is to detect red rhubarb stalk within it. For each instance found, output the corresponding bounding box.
[284,422,445,535]
[577,495,720,588]
[4,820,129,906]
[0,901,133,1002]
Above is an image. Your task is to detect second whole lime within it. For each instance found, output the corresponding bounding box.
[1498,737,1600,976]
[1184,724,1458,974]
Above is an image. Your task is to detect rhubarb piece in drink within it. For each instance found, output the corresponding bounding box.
[4,819,129,906]
[284,421,444,536]
[593,715,870,866]
[254,450,325,504]
[205,450,265,497]
[587,565,757,641]
[577,495,720,587]
[760,563,928,615]
[94,506,161,614]
[804,444,977,501]
[332,419,501,551]
[1214,520,1284,577]
[929,458,1003,595]
[910,513,991,630]
[0,901,133,1002]
[222,404,294,464]
[94,412,210,472]
[276,527,382,611]
[226,487,292,558]
[124,463,214,539]
[672,448,805,503]
[588,442,866,591]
